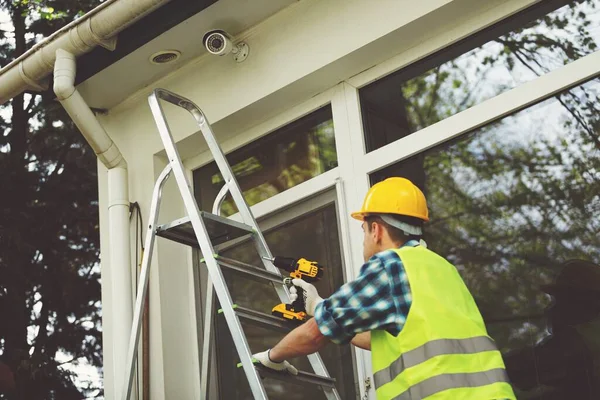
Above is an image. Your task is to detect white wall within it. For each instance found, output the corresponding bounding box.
[94,0,542,398]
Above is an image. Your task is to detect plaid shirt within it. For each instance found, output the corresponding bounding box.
[314,240,419,345]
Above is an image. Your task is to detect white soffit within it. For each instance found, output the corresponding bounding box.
[77,0,296,110]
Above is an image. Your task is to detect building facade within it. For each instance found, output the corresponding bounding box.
[27,0,599,398]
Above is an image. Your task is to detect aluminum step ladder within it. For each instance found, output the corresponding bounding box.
[121,88,342,400]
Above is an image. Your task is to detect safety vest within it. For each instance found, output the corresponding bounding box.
[371,245,516,400]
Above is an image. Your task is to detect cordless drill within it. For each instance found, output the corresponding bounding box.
[266,256,324,323]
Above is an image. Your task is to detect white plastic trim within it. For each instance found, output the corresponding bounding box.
[225,168,340,224]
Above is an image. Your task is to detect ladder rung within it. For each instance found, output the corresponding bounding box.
[233,305,295,333]
[156,212,253,247]
[254,365,337,388]
[214,256,284,284]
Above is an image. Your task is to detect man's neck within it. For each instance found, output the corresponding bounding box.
[380,239,405,251]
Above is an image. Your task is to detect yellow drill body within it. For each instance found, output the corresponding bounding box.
[269,256,325,323]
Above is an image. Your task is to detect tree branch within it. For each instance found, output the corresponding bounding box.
[555,95,600,150]
[498,38,600,150]
[425,67,444,121]
[57,357,76,366]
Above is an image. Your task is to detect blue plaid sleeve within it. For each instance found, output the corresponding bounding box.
[314,249,412,345]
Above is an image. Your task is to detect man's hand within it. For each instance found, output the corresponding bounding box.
[252,350,298,375]
[289,279,323,316]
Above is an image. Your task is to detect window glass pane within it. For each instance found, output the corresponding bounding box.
[361,0,600,152]
[194,107,337,216]
[210,203,356,399]
[372,78,600,398]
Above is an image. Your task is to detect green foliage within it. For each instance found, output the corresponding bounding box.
[0,0,103,398]
[211,118,337,217]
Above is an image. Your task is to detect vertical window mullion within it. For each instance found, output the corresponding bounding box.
[330,82,375,399]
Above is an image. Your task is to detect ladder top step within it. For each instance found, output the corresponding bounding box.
[156,212,253,247]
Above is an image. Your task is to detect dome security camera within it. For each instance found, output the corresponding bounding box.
[203,30,249,63]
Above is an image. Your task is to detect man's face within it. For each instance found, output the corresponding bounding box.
[362,220,378,262]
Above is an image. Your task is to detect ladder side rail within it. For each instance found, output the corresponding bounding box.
[306,353,341,399]
[151,89,341,400]
[148,91,269,400]
[122,165,172,400]
[155,89,290,303]
[150,88,290,303]
[199,280,215,400]
[195,123,291,300]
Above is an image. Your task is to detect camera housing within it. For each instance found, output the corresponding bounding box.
[203,29,249,62]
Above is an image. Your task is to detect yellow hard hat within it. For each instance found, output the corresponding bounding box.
[351,177,429,221]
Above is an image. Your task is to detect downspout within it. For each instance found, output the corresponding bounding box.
[53,49,134,399]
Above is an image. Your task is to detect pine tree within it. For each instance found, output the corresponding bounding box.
[0,1,103,398]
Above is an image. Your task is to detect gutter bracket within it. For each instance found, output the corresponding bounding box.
[19,63,49,92]
[86,18,118,51]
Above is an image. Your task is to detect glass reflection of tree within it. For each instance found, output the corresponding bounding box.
[398,0,600,135]
[212,205,354,400]
[213,119,336,217]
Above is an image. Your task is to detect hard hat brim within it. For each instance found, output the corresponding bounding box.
[351,210,429,222]
[351,211,365,221]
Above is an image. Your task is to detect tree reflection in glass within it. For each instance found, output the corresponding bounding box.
[194,107,337,217]
[361,0,600,152]
[209,204,355,400]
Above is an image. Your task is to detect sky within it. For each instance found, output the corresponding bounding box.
[0,9,12,138]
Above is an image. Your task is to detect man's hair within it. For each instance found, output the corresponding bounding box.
[364,214,423,243]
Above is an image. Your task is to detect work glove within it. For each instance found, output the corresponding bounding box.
[252,349,298,375]
[289,279,323,316]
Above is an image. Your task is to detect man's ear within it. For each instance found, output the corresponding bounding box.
[366,221,376,239]
[373,222,384,243]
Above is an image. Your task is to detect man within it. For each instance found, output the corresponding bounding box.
[253,177,515,399]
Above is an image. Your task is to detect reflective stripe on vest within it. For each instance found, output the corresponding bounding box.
[373,336,499,388]
[392,368,510,400]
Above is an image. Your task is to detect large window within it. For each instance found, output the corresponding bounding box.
[360,0,600,152]
[372,77,600,399]
[194,106,336,216]
[202,196,357,399]
[193,107,353,398]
